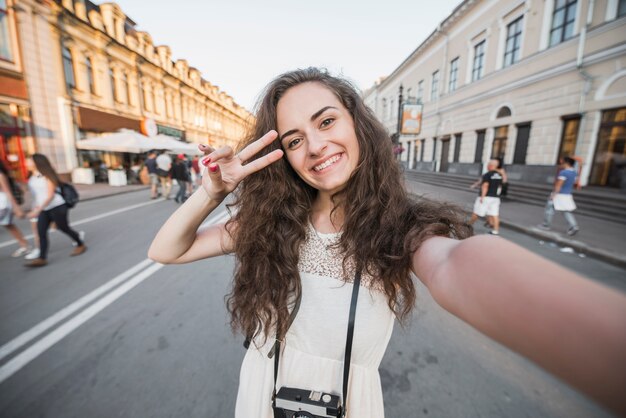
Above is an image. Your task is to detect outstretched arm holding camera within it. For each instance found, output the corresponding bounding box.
[412,235,626,416]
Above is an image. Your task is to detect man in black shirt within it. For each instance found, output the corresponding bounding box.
[469,159,503,235]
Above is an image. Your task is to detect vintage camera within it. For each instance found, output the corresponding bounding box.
[273,387,342,418]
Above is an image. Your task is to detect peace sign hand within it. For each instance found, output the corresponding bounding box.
[199,130,283,201]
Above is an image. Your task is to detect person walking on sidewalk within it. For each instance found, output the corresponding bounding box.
[24,154,86,267]
[0,160,30,257]
[156,150,172,199]
[540,156,579,236]
[145,150,160,199]
[469,159,503,235]
[172,154,191,203]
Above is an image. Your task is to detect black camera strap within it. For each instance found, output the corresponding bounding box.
[272,270,362,417]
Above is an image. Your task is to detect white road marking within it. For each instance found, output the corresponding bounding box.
[0,258,154,362]
[0,262,164,384]
[0,198,163,249]
[0,209,229,383]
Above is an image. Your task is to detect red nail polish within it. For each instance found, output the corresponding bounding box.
[209,164,218,173]
[202,157,211,166]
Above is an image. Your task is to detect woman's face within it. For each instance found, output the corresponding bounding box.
[276,82,359,196]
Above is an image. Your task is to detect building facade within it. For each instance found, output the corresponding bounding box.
[0,0,35,182]
[364,0,626,189]
[9,0,252,177]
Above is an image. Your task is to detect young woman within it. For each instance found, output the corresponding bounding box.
[0,160,30,257]
[25,154,86,267]
[150,68,626,417]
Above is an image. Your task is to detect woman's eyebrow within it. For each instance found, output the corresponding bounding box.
[279,106,339,142]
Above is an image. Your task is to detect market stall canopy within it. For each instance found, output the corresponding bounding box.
[76,129,201,155]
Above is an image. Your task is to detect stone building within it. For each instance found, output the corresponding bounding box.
[0,0,35,181]
[8,0,252,177]
[364,0,626,189]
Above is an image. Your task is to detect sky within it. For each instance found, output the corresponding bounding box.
[112,0,462,111]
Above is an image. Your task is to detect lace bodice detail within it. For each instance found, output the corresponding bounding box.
[298,222,377,287]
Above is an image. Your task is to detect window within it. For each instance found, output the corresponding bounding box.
[472,40,486,82]
[453,133,462,162]
[62,45,75,91]
[420,139,425,161]
[474,130,485,163]
[417,80,424,103]
[550,0,577,46]
[449,58,459,92]
[0,0,13,61]
[86,57,95,94]
[390,98,395,120]
[513,123,531,164]
[504,16,523,67]
[491,125,509,160]
[431,70,439,101]
[557,116,581,160]
[109,66,116,102]
[589,107,626,186]
[619,0,626,17]
[382,98,387,120]
[122,72,130,104]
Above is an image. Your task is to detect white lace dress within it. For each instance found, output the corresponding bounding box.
[235,223,396,417]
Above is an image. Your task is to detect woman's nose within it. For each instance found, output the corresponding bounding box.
[307,132,328,156]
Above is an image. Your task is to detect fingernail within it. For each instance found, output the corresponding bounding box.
[209,164,219,173]
[202,157,211,166]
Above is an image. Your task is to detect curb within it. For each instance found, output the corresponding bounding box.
[78,186,150,202]
[498,219,626,270]
[408,193,626,270]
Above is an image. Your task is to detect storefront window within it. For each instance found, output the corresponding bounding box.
[0,0,13,62]
[557,116,580,161]
[0,103,33,181]
[589,108,626,187]
[491,125,509,160]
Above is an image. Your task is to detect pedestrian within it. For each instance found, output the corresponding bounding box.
[24,154,86,267]
[144,150,160,199]
[468,159,503,235]
[155,150,172,199]
[172,154,191,203]
[191,155,201,188]
[539,156,580,235]
[149,68,626,417]
[0,160,31,257]
[496,156,509,199]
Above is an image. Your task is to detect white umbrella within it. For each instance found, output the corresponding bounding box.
[76,129,201,155]
[153,134,202,155]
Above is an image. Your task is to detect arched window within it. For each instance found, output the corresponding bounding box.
[86,57,95,94]
[496,106,512,118]
[62,45,75,91]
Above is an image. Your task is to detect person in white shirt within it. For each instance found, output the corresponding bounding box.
[155,151,173,199]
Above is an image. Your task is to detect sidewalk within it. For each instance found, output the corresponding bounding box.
[405,177,626,269]
[74,183,150,201]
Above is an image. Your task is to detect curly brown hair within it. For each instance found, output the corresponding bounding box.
[226,68,471,344]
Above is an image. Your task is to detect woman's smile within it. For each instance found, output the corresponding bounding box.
[312,152,343,173]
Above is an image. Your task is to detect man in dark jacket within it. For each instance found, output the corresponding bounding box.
[172,154,191,203]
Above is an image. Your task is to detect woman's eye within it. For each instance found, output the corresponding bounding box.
[287,138,302,149]
[320,118,334,128]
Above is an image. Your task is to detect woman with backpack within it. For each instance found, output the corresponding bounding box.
[24,154,86,267]
[0,160,31,257]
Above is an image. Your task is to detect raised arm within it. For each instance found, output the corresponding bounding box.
[412,235,626,416]
[148,131,283,264]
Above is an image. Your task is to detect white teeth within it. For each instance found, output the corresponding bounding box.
[314,155,341,172]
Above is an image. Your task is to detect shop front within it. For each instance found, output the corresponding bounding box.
[0,102,34,183]
[590,107,626,189]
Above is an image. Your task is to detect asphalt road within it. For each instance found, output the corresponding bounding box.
[0,189,623,417]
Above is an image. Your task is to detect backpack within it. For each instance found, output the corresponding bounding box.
[57,182,79,208]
